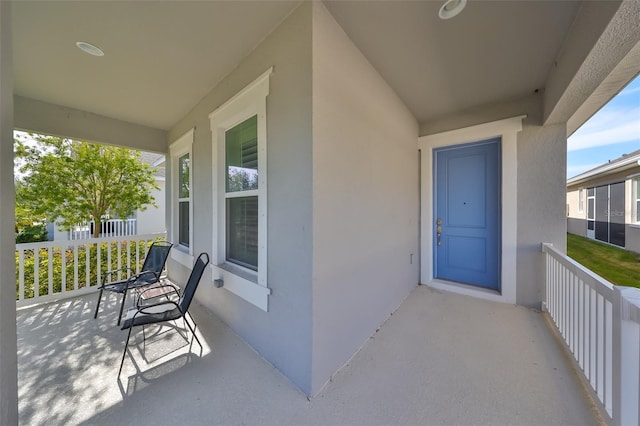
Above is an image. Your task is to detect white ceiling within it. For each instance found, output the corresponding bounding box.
[13,0,300,130]
[323,0,580,124]
[13,1,584,131]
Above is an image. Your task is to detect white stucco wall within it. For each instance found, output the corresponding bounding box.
[167,2,314,395]
[311,2,420,395]
[169,1,420,396]
[136,179,165,235]
[627,226,640,253]
[516,122,567,307]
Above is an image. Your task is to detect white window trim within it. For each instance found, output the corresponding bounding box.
[578,188,585,214]
[169,129,194,267]
[209,68,272,312]
[418,115,525,305]
[632,176,640,224]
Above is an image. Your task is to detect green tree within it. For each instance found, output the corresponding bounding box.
[16,134,158,238]
[15,180,49,243]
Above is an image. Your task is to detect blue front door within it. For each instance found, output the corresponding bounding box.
[434,139,501,290]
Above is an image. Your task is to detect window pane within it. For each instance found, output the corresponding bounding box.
[179,201,189,247]
[226,115,258,192]
[637,200,640,222]
[226,196,258,270]
[179,154,190,198]
[579,189,584,211]
[636,179,640,199]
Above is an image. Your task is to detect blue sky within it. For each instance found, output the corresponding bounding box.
[567,74,640,179]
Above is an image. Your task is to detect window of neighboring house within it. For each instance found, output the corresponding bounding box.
[635,177,640,223]
[578,188,584,214]
[169,129,194,266]
[209,68,272,312]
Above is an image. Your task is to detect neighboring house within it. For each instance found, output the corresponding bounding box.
[133,152,166,236]
[3,1,640,421]
[48,151,166,241]
[567,150,640,252]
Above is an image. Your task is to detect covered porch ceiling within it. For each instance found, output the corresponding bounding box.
[11,0,640,148]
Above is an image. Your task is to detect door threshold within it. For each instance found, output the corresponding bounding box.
[424,279,511,304]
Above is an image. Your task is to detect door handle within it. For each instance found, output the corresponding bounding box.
[436,218,442,246]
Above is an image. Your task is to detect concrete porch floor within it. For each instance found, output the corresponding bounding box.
[17,285,601,425]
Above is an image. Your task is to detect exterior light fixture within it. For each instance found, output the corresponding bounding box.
[76,41,104,57]
[439,0,467,20]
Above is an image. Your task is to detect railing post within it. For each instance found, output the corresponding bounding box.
[613,287,640,426]
[613,286,622,426]
[16,232,166,307]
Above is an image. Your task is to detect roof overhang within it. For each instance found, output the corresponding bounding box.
[567,153,640,186]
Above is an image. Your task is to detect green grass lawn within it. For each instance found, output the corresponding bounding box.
[567,233,640,289]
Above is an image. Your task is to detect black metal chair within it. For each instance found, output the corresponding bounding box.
[94,240,173,325]
[118,252,210,377]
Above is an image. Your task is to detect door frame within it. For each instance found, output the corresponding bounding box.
[418,116,524,304]
[433,139,502,290]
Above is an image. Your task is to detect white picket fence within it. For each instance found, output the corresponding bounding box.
[16,232,166,308]
[542,243,640,426]
[68,218,137,240]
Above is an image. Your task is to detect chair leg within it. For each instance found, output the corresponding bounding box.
[117,291,128,326]
[118,327,134,377]
[94,287,104,319]
[184,313,202,350]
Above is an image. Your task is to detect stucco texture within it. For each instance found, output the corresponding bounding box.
[167,2,315,394]
[311,2,419,395]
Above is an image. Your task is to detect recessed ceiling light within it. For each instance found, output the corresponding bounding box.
[76,41,104,57]
[439,0,467,20]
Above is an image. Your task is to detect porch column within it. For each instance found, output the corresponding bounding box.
[0,1,19,424]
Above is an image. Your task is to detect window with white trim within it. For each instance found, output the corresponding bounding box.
[178,153,190,247]
[225,115,259,270]
[169,129,194,265]
[578,188,584,214]
[209,68,272,311]
[635,177,640,223]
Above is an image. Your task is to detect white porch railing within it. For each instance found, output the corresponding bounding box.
[68,218,137,240]
[542,243,640,426]
[16,232,166,308]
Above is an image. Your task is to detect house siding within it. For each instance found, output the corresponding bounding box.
[167,2,315,395]
[567,165,640,252]
[566,188,587,236]
[311,2,419,395]
[136,179,165,235]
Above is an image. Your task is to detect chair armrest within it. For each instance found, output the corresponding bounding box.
[101,267,135,284]
[134,270,161,285]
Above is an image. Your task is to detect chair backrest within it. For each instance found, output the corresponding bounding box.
[140,241,173,276]
[179,253,210,313]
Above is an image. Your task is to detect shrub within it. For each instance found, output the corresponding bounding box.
[16,239,157,300]
[16,224,48,244]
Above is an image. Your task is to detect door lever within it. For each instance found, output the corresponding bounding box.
[436,218,442,246]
